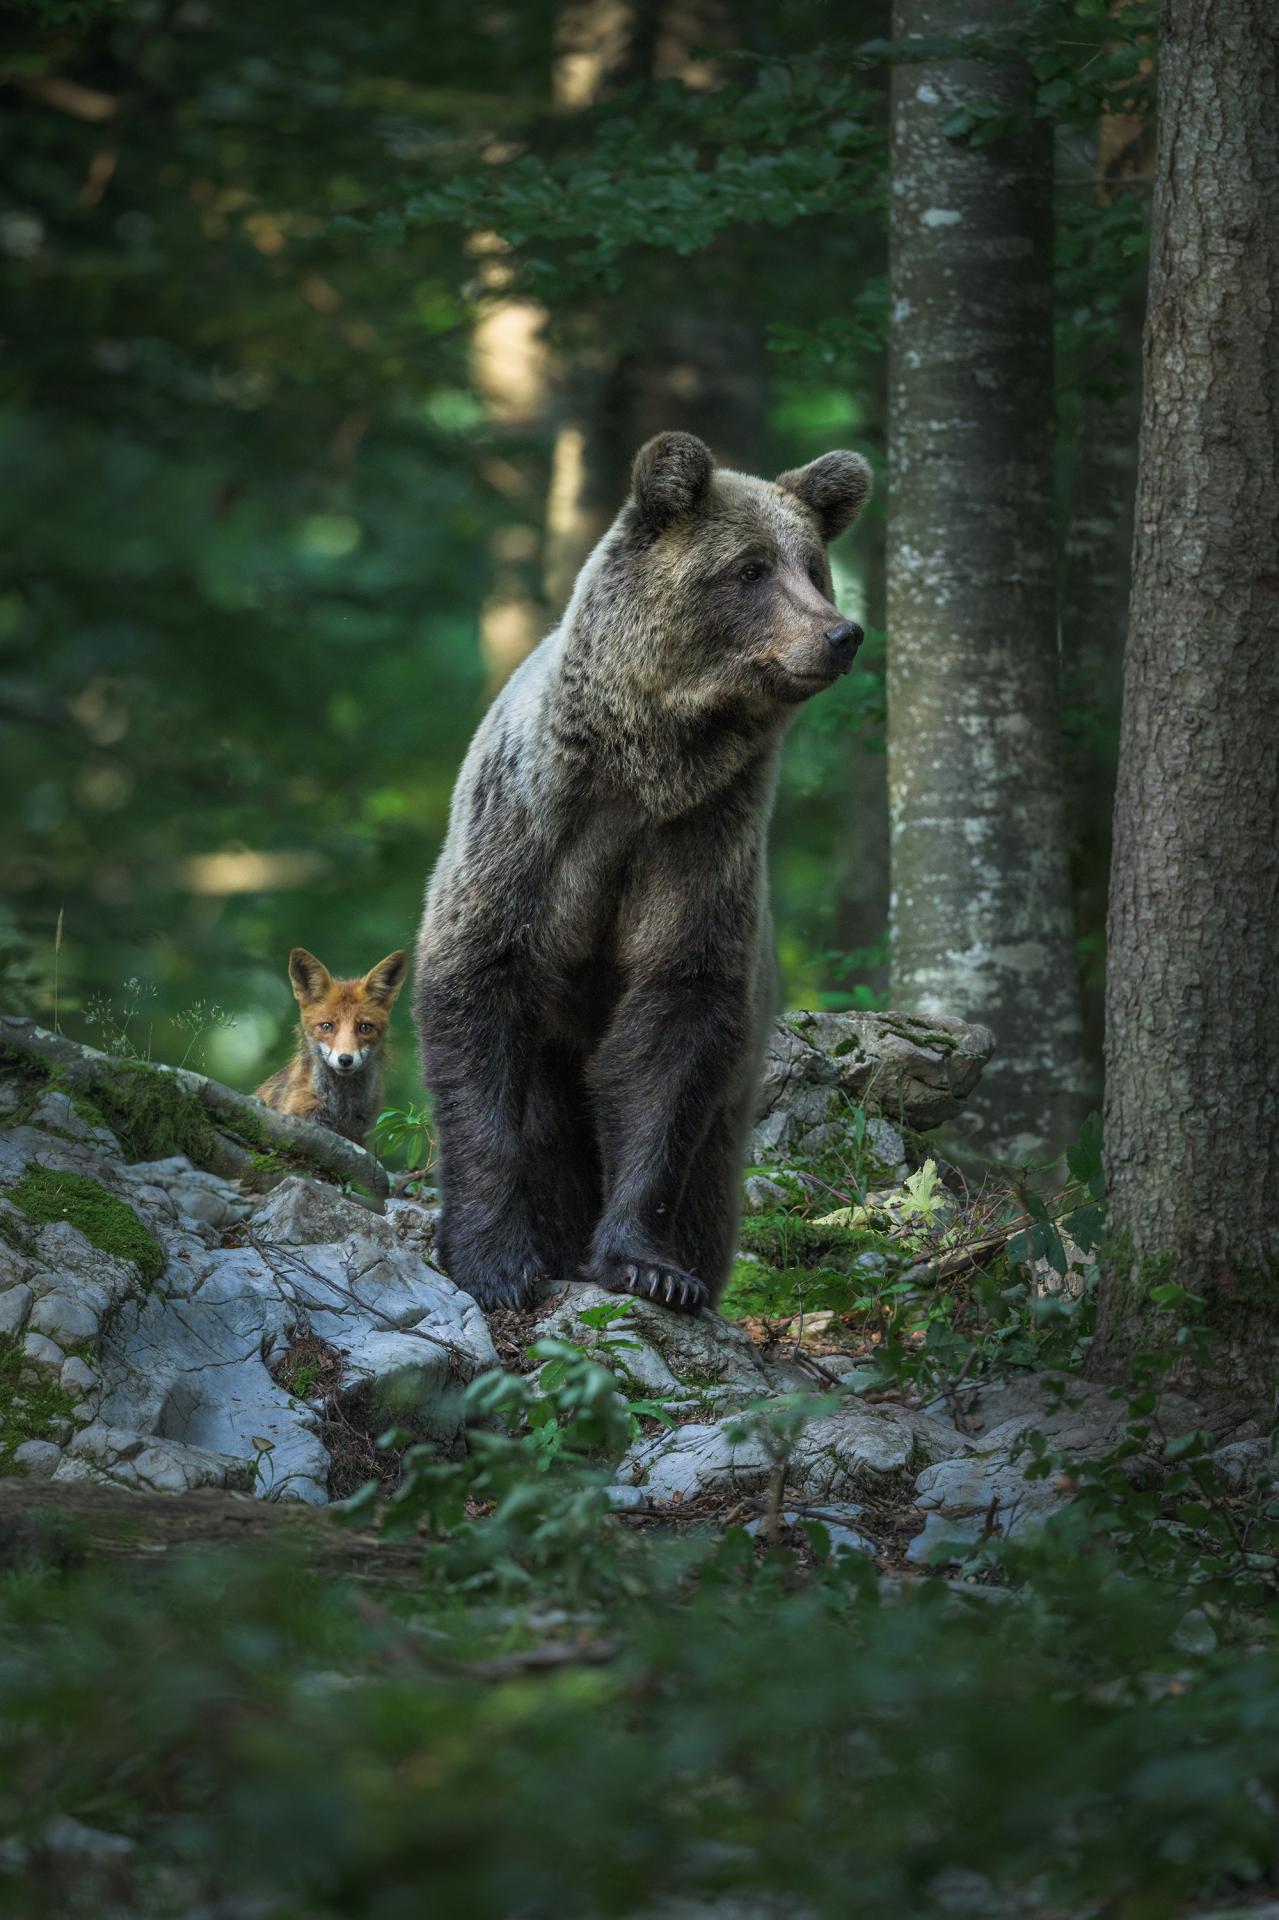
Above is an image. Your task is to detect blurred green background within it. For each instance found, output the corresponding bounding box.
[0,0,1141,1109]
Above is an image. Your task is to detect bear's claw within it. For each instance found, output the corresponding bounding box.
[460,1260,545,1313]
[597,1254,709,1315]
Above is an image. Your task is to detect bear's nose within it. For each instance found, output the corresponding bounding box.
[337,1052,354,1068]
[823,620,864,669]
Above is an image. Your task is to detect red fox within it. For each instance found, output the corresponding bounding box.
[256,947,408,1145]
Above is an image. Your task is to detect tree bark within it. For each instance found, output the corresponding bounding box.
[1059,26,1154,1088]
[886,0,1089,1166]
[1091,0,1279,1416]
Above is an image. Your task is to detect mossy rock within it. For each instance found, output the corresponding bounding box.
[0,1334,77,1476]
[9,1164,165,1284]
[82,1060,227,1167]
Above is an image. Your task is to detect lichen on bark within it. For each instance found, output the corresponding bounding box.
[886,0,1089,1167]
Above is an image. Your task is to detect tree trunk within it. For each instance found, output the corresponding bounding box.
[886,0,1088,1166]
[1091,0,1279,1416]
[471,240,553,689]
[1059,27,1154,1090]
[832,494,889,1000]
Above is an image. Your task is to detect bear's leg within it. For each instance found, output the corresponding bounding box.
[668,1098,752,1307]
[420,969,548,1311]
[525,1039,602,1281]
[585,983,745,1313]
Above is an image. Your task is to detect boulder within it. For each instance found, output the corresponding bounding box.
[247,1176,385,1248]
[618,1399,968,1506]
[0,1082,495,1502]
[533,1282,808,1410]
[909,1375,1206,1562]
[752,1010,995,1164]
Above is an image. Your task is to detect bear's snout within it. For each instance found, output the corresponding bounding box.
[823,620,864,673]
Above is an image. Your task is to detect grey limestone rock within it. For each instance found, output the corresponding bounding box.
[751,1010,995,1164]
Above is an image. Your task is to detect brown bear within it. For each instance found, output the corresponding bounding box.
[414,431,871,1313]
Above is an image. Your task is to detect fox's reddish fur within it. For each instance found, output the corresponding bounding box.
[256,947,407,1145]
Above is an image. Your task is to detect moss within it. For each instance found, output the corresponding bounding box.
[86,1060,226,1167]
[738,1212,893,1274]
[721,1254,877,1325]
[9,1165,165,1284]
[0,1334,77,1476]
[239,1150,295,1194]
[876,1016,958,1054]
[0,1045,228,1169]
[831,1037,867,1060]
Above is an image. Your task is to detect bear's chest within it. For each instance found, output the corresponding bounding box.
[540,801,636,967]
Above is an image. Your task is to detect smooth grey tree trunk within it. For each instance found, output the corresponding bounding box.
[887,0,1088,1166]
[1092,0,1279,1414]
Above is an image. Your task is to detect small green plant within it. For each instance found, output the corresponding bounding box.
[724,1391,837,1544]
[372,1102,435,1178]
[968,1284,1279,1608]
[82,976,158,1060]
[339,1346,649,1599]
[172,997,238,1069]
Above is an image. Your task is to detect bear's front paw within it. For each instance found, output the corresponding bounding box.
[458,1259,545,1313]
[594,1254,709,1315]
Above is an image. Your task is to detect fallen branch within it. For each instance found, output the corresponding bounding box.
[0,1016,388,1206]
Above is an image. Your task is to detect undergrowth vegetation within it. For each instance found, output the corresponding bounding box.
[724,1107,1106,1408]
[1,1111,1275,1918]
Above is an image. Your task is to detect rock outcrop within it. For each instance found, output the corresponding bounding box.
[4,1011,1137,1556]
[751,1009,996,1166]
[0,1059,495,1503]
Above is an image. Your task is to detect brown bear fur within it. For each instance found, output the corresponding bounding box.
[415,432,871,1313]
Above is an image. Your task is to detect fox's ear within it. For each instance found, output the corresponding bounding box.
[288,948,333,1004]
[362,950,408,1007]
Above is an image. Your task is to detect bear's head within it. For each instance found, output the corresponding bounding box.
[612,430,872,709]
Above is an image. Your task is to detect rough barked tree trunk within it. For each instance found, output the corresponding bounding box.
[887,0,1088,1165]
[1091,0,1279,1415]
[1059,36,1153,1085]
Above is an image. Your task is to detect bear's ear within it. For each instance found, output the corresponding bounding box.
[631,431,714,534]
[775,451,873,544]
[361,950,408,1007]
[288,947,333,1005]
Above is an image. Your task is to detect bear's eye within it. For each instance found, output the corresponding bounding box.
[737,562,767,585]
[808,560,826,589]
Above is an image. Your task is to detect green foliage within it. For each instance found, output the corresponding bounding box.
[371,1101,435,1173]
[340,1349,631,1601]
[5,1468,1279,1918]
[0,1335,77,1476]
[737,1209,891,1273]
[8,1163,163,1282]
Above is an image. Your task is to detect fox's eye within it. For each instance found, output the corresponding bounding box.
[316,1021,333,1032]
[357,1021,374,1035]
[738,562,766,585]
